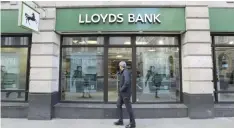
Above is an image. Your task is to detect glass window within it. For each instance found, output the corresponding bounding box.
[214,36,234,45]
[136,36,178,45]
[60,47,104,101]
[108,48,132,101]
[1,48,28,101]
[109,37,131,45]
[62,37,104,45]
[218,93,234,102]
[136,47,180,102]
[215,47,234,101]
[1,37,28,46]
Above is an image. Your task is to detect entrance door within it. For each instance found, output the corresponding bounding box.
[108,47,132,101]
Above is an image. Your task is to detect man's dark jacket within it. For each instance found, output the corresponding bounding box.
[118,69,131,97]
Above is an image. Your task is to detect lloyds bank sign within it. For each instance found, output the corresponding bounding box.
[78,13,161,24]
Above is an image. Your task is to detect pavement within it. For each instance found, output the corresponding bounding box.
[1,118,234,128]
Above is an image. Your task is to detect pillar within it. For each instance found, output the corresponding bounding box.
[182,4,214,119]
[28,8,60,120]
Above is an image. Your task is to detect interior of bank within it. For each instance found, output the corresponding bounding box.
[1,35,234,102]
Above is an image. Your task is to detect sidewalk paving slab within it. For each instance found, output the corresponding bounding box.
[1,118,234,128]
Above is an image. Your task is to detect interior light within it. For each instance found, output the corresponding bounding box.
[87,40,97,44]
[148,49,156,52]
[116,55,123,58]
[73,40,78,44]
[79,41,86,44]
[229,41,234,44]
[158,40,164,45]
[124,42,148,45]
[124,42,131,44]
[136,42,148,45]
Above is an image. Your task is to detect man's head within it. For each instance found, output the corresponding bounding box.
[77,66,82,71]
[119,61,127,71]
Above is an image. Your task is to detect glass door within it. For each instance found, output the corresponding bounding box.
[108,48,132,101]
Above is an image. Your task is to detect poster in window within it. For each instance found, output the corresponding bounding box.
[70,52,97,93]
[1,53,20,89]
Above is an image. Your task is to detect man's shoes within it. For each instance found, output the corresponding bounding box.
[114,120,124,125]
[125,123,136,128]
[155,95,160,98]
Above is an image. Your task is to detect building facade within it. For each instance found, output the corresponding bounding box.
[1,1,234,120]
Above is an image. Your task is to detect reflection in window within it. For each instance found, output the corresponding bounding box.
[214,36,234,45]
[136,47,180,102]
[215,47,234,101]
[60,47,104,101]
[136,36,178,45]
[214,35,234,102]
[62,37,104,45]
[1,48,28,101]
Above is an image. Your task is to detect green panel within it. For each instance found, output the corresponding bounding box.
[1,10,30,33]
[209,8,234,32]
[56,8,185,32]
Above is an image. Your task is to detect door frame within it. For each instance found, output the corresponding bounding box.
[104,36,136,103]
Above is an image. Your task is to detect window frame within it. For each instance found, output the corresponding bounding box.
[212,33,234,103]
[59,34,182,104]
[1,34,32,102]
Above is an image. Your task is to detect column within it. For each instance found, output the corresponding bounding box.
[182,4,214,119]
[28,8,60,120]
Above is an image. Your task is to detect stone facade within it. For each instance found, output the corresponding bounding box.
[1,1,234,120]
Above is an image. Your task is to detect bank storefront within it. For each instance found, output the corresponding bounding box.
[1,5,234,120]
[56,8,185,103]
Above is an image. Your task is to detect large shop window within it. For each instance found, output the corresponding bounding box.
[1,36,30,101]
[213,35,234,102]
[60,35,181,103]
[61,36,104,101]
[135,36,180,102]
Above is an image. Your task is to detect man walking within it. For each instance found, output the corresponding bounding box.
[114,61,136,128]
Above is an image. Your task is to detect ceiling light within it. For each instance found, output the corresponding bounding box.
[229,41,234,44]
[124,42,148,45]
[116,55,123,58]
[87,41,97,44]
[158,40,164,45]
[124,42,131,44]
[136,42,148,45]
[79,41,86,44]
[73,40,78,44]
[148,49,156,52]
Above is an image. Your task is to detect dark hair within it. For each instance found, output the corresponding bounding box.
[77,66,82,69]
[150,66,155,71]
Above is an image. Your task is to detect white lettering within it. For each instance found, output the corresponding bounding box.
[117,14,124,23]
[109,14,117,23]
[91,14,100,23]
[78,13,161,24]
[145,14,152,23]
[100,14,108,23]
[154,14,161,23]
[136,14,144,23]
[78,15,85,24]
[128,14,135,23]
[85,14,91,23]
